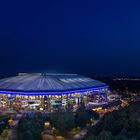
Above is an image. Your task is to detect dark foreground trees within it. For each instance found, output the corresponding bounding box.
[17,113,46,140]
[51,106,76,135]
[86,102,140,140]
[75,102,99,128]
[17,103,99,139]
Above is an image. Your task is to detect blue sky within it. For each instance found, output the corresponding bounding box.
[0,0,140,76]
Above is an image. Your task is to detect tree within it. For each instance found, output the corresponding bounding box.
[1,129,9,140]
[86,131,114,140]
[22,131,34,140]
[75,102,88,128]
[50,105,75,135]
[55,109,75,135]
[17,115,43,140]
[98,131,114,140]
[86,102,140,140]
[31,128,42,140]
[86,110,99,120]
[115,134,129,140]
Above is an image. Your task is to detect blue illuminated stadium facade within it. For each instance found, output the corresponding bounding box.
[0,73,109,96]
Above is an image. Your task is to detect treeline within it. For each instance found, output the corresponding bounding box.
[0,114,9,134]
[17,103,99,140]
[86,102,140,140]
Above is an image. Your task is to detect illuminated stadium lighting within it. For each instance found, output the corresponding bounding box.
[0,73,109,110]
[0,73,109,95]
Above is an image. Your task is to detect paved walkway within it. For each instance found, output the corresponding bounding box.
[71,129,88,140]
[70,120,99,140]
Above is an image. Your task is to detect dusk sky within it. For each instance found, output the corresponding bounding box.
[0,0,140,77]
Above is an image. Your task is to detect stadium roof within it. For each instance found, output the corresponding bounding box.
[0,73,108,95]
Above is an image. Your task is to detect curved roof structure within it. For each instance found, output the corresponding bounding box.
[0,73,108,95]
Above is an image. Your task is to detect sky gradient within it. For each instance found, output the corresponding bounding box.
[0,0,140,77]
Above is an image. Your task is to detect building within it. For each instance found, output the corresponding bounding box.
[0,73,109,110]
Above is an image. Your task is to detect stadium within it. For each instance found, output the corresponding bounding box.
[0,73,109,110]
